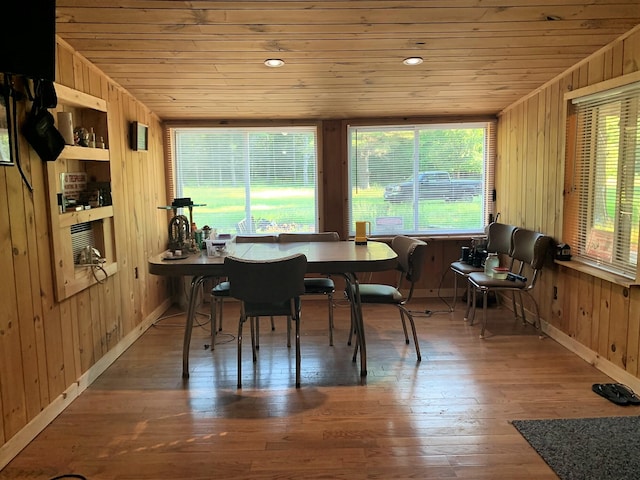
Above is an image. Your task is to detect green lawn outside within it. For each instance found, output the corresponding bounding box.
[184,185,483,235]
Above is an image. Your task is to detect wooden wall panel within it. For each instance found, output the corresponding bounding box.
[0,38,170,456]
[497,27,640,381]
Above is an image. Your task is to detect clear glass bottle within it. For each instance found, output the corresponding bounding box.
[484,253,499,277]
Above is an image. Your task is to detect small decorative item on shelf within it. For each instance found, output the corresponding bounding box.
[74,127,89,147]
[88,127,96,148]
[57,111,74,145]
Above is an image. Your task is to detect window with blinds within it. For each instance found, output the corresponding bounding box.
[169,126,318,234]
[348,122,495,236]
[564,80,640,280]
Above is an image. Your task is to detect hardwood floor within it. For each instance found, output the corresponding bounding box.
[1,297,634,480]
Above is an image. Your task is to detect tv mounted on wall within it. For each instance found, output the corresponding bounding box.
[0,0,56,81]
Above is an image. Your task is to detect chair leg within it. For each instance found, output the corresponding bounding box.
[464,280,473,322]
[250,317,257,362]
[270,316,275,331]
[480,289,488,338]
[510,291,518,322]
[517,291,527,325]
[526,292,543,335]
[399,306,421,361]
[217,297,224,331]
[399,310,410,344]
[295,313,301,388]
[466,284,477,324]
[237,316,244,389]
[287,315,292,348]
[210,296,217,350]
[255,316,260,350]
[347,317,355,346]
[328,293,334,346]
[452,272,459,311]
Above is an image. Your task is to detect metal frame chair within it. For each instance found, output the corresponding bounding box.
[225,253,307,388]
[347,235,428,361]
[450,222,518,311]
[278,232,340,345]
[210,235,278,349]
[466,228,553,338]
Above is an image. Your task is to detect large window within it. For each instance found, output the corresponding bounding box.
[169,126,318,234]
[564,80,640,280]
[348,122,495,236]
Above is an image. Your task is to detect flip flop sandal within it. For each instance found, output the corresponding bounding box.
[613,384,640,405]
[592,383,629,405]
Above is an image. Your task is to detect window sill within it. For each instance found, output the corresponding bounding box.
[554,259,638,287]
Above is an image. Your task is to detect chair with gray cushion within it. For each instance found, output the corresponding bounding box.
[278,232,340,345]
[225,253,307,388]
[210,235,278,349]
[347,235,428,361]
[450,222,518,311]
[466,228,553,338]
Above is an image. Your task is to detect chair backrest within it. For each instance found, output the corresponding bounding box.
[278,232,340,242]
[236,218,248,234]
[510,229,553,287]
[486,222,518,255]
[391,236,429,284]
[225,253,307,305]
[235,235,278,243]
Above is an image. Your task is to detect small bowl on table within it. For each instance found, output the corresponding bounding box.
[492,267,509,280]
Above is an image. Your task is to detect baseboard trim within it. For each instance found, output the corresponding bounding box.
[0,298,172,470]
[541,320,640,393]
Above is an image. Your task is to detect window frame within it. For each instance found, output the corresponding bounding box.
[562,72,640,284]
[346,120,496,237]
[165,123,323,235]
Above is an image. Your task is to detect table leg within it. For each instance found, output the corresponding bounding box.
[342,273,367,377]
[182,275,207,378]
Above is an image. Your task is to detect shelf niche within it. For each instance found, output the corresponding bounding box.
[45,83,118,301]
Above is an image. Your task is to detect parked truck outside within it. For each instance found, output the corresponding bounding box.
[383,170,482,202]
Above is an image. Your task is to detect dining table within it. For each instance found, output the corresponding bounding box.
[148,239,398,380]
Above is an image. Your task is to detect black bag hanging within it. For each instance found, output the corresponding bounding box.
[22,79,65,162]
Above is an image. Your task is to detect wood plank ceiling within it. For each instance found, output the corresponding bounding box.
[55,1,640,121]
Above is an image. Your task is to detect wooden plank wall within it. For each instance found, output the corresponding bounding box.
[0,39,170,452]
[497,27,640,378]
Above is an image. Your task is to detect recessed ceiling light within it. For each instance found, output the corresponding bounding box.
[264,59,285,67]
[403,57,423,66]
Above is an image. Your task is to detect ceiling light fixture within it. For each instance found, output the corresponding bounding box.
[403,57,423,66]
[264,59,285,67]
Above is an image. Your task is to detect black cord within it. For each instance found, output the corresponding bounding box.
[434,264,455,313]
[6,75,33,192]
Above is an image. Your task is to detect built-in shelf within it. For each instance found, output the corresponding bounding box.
[61,144,109,161]
[45,83,117,301]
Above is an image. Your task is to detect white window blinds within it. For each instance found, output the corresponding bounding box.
[566,81,640,279]
[170,126,318,235]
[348,122,495,236]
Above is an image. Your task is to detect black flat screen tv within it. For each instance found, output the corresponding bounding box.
[0,0,56,81]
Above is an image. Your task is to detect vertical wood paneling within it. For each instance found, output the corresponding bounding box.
[498,27,640,381]
[608,286,629,369]
[0,37,170,455]
[628,288,640,377]
[575,274,593,347]
[590,278,603,351]
[525,96,538,229]
[597,284,612,358]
